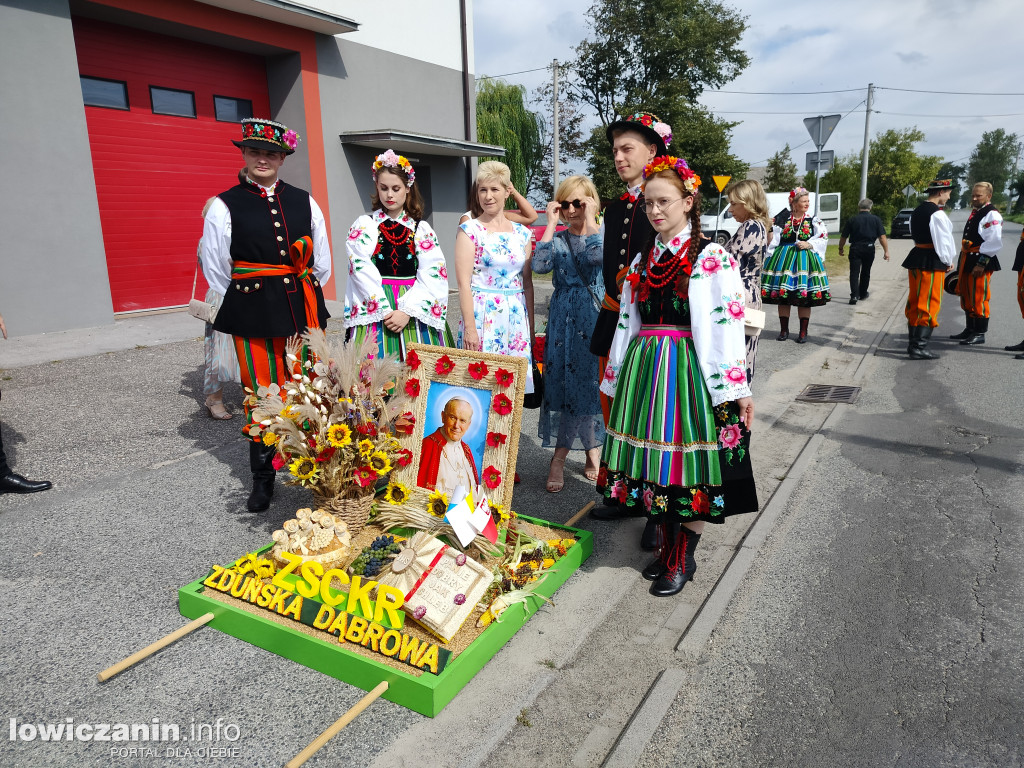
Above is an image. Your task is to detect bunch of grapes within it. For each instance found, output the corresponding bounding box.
[349,535,402,577]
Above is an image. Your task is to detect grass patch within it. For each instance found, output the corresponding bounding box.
[516,709,532,728]
[824,243,848,276]
[1005,213,1024,226]
[540,658,557,669]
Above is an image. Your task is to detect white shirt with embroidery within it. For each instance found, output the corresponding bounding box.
[768,215,829,260]
[601,224,751,407]
[343,208,449,329]
[199,180,331,296]
[976,207,1003,258]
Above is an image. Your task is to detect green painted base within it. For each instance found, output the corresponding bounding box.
[178,516,592,717]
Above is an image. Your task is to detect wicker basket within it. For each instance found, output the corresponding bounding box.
[314,492,375,536]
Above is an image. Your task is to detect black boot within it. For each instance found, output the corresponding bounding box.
[949,316,973,340]
[641,522,667,580]
[917,326,940,359]
[650,524,701,597]
[776,315,790,341]
[640,518,659,551]
[247,442,277,512]
[1004,339,1024,352]
[960,316,987,346]
[795,316,809,344]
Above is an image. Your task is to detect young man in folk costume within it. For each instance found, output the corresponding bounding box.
[201,118,332,512]
[902,179,957,360]
[950,182,1003,346]
[589,112,671,553]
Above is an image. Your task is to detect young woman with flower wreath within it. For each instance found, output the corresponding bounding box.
[344,150,453,359]
[759,186,831,343]
[597,156,759,597]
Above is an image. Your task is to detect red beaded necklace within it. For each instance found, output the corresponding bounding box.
[643,238,691,290]
[379,219,413,248]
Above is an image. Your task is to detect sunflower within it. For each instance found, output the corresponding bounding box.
[261,431,279,447]
[383,481,410,505]
[488,502,510,525]
[368,450,392,476]
[288,457,321,485]
[327,423,353,448]
[358,438,374,456]
[427,490,449,517]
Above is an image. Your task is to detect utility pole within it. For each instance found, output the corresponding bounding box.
[552,59,559,194]
[859,83,873,202]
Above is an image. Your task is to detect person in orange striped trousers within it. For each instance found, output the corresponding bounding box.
[901,179,956,359]
[1005,230,1024,359]
[201,118,332,512]
[950,182,1003,346]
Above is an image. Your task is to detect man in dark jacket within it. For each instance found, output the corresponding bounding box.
[838,198,889,304]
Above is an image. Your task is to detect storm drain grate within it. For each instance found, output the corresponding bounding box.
[795,384,861,404]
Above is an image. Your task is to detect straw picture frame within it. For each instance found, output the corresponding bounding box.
[390,344,528,512]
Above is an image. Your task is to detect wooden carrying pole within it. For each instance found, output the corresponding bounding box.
[97,612,215,682]
[565,501,594,528]
[286,681,390,768]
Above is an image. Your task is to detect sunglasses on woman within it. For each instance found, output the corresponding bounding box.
[559,199,584,210]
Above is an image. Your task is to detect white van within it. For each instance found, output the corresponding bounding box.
[701,191,842,243]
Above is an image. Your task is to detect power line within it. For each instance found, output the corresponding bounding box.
[475,66,550,81]
[876,110,1024,118]
[743,99,865,166]
[706,87,864,95]
[877,86,1024,97]
[717,109,865,115]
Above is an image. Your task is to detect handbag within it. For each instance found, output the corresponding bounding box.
[188,253,218,324]
[523,361,544,409]
[563,231,605,312]
[744,306,766,336]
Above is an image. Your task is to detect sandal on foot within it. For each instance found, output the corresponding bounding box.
[205,397,233,420]
[546,456,566,493]
[584,463,600,482]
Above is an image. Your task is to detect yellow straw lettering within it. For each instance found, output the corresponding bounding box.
[313,604,336,630]
[296,561,323,599]
[361,622,385,651]
[345,616,368,644]
[345,576,377,620]
[379,630,402,657]
[256,583,276,608]
[373,584,406,626]
[202,565,224,588]
[319,569,349,607]
[215,568,235,592]
[272,551,302,591]
[327,611,349,639]
[243,576,263,603]
[281,594,303,621]
[398,635,420,663]
[229,574,249,598]
[416,644,440,674]
[268,588,291,614]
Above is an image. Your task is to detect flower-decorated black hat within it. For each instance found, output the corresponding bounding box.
[606,111,672,155]
[232,118,299,155]
[925,178,952,192]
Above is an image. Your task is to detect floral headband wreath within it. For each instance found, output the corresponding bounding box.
[624,112,673,147]
[642,155,701,194]
[372,149,416,187]
[789,186,809,202]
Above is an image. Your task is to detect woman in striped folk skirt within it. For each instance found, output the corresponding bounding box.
[344,150,453,359]
[598,156,758,597]
[760,187,831,343]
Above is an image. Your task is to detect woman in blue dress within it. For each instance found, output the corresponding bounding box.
[533,175,605,492]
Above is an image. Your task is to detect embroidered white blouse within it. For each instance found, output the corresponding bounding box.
[600,224,752,407]
[343,208,449,330]
[768,215,829,260]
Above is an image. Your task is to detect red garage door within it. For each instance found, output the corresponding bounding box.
[74,17,272,312]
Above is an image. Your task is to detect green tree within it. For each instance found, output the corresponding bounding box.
[1009,169,1024,214]
[475,79,544,204]
[862,127,942,226]
[964,128,1021,207]
[572,0,750,123]
[530,64,587,203]
[811,153,861,226]
[935,160,966,206]
[763,144,799,192]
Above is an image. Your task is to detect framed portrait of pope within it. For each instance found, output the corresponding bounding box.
[390,344,528,511]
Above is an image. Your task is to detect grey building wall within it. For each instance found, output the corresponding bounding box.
[266,52,312,193]
[1,0,113,337]
[315,36,473,298]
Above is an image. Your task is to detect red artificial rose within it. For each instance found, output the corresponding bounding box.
[405,378,420,397]
[483,465,502,489]
[395,412,415,435]
[405,349,421,370]
[354,465,377,488]
[468,361,489,380]
[272,454,287,471]
[396,448,414,467]
[486,432,508,447]
[435,354,455,375]
[495,368,514,387]
[316,446,336,463]
[532,335,546,362]
[596,466,608,487]
[356,422,378,437]
[493,394,513,415]
[692,489,709,515]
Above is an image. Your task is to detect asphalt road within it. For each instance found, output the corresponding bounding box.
[0,214,1021,768]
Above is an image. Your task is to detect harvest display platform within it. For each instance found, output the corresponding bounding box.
[178,515,592,717]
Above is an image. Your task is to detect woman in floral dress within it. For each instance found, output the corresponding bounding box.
[344,150,453,359]
[533,174,605,492]
[598,156,758,597]
[723,179,771,381]
[454,161,534,394]
[760,186,831,344]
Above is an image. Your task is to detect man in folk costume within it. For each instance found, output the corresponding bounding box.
[902,179,957,360]
[1005,229,1024,358]
[201,118,331,512]
[950,182,1003,346]
[589,112,670,552]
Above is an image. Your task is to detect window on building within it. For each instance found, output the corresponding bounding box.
[214,96,253,123]
[150,86,196,118]
[81,77,128,110]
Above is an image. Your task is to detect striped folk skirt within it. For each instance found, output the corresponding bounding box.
[597,325,758,523]
[760,243,831,307]
[348,277,454,360]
